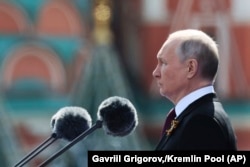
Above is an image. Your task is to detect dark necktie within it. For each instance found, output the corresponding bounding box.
[161,109,176,136]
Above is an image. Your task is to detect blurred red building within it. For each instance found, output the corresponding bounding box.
[0,1,250,165]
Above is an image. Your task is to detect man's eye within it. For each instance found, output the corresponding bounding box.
[162,61,167,65]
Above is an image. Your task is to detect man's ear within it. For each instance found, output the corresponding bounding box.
[186,59,198,79]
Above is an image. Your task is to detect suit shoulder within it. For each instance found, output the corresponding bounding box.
[183,114,218,126]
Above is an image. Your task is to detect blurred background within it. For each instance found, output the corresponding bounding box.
[0,0,249,166]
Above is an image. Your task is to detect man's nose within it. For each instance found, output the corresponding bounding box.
[152,65,160,78]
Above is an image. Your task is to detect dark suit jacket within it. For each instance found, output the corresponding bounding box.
[155,93,237,150]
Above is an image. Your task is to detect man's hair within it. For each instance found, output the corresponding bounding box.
[168,29,219,81]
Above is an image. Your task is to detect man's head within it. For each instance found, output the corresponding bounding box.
[152,29,219,104]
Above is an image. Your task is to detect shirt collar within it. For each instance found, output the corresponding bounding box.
[175,85,215,117]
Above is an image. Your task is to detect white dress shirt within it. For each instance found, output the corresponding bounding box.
[175,85,215,118]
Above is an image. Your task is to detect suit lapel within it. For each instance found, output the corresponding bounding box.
[155,93,216,150]
[155,134,168,150]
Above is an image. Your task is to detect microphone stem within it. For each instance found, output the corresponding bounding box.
[14,133,58,167]
[38,120,103,167]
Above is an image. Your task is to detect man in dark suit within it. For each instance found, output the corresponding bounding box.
[152,29,237,150]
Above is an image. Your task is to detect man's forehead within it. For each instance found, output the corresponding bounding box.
[157,39,180,56]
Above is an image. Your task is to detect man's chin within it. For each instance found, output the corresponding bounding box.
[159,90,170,99]
[159,90,165,97]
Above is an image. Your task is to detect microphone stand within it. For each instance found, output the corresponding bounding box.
[14,133,58,167]
[38,120,103,167]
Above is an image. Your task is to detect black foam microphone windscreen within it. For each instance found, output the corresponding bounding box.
[97,96,138,136]
[51,106,92,141]
[14,106,91,167]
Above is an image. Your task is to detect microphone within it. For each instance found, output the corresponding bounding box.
[38,96,138,167]
[14,106,91,167]
[97,96,138,136]
[51,106,92,141]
